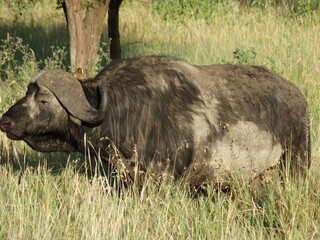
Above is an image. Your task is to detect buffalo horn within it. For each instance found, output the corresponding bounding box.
[34,69,107,125]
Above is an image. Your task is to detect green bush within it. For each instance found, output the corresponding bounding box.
[151,0,234,22]
[238,0,320,16]
[151,0,319,22]
[42,46,68,70]
[0,36,38,83]
[233,47,257,65]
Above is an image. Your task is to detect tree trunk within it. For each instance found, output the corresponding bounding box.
[83,1,110,74]
[65,0,86,72]
[108,0,123,60]
[64,0,111,76]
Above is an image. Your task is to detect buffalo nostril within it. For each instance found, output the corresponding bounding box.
[0,117,13,131]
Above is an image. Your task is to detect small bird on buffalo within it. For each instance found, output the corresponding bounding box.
[74,67,85,81]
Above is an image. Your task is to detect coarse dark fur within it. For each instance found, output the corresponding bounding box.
[0,56,311,184]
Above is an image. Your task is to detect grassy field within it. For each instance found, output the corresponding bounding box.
[0,0,320,239]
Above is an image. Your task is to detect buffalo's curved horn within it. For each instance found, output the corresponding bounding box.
[33,69,107,125]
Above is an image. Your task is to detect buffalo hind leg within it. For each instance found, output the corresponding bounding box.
[281,129,311,181]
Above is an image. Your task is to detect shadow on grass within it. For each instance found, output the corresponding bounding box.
[0,21,111,67]
[0,22,70,66]
[0,137,113,179]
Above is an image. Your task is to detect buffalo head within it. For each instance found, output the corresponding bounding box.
[0,69,107,152]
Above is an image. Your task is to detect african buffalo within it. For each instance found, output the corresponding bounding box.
[0,56,310,186]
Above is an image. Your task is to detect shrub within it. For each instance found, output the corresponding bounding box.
[151,0,234,23]
[0,35,38,83]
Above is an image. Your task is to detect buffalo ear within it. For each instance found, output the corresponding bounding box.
[33,69,107,125]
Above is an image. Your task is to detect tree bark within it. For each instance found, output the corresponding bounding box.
[108,0,123,60]
[64,0,111,76]
[83,0,110,73]
[65,0,86,72]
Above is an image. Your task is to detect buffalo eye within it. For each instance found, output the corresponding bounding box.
[40,100,47,104]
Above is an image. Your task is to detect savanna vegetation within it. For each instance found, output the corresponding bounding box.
[0,0,319,239]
